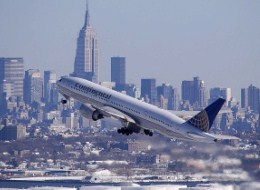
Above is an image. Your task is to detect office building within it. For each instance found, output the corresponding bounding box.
[141,79,157,105]
[181,80,194,106]
[241,88,248,108]
[0,122,26,141]
[44,70,57,104]
[181,77,208,108]
[111,57,126,85]
[0,57,24,100]
[157,83,179,110]
[157,83,172,101]
[24,69,43,104]
[258,112,260,134]
[136,154,156,165]
[50,83,59,106]
[241,85,260,113]
[72,2,99,83]
[209,87,231,107]
[170,88,180,110]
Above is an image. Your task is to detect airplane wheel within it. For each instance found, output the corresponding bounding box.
[117,129,122,134]
[61,99,67,104]
[144,129,149,136]
[149,131,153,136]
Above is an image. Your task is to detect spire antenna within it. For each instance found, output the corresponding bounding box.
[84,0,90,27]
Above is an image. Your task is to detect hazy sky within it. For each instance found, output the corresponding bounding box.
[0,0,259,99]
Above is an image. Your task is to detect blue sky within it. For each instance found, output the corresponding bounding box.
[0,0,259,99]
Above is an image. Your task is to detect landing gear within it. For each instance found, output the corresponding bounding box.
[144,129,153,136]
[117,127,153,137]
[117,127,133,136]
[61,99,67,104]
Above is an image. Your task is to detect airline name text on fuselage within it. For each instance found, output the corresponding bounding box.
[75,83,112,100]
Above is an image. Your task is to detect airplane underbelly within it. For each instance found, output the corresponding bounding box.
[136,116,190,141]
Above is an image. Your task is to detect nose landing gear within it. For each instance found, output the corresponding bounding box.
[61,99,67,104]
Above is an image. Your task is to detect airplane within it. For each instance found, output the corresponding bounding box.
[56,76,239,143]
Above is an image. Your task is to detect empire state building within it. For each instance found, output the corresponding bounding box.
[72,2,99,83]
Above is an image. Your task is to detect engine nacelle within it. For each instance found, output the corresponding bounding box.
[79,104,103,121]
[92,110,104,121]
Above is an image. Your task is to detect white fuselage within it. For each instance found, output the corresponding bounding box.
[57,76,217,143]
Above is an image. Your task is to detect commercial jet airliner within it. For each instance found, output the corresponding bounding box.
[57,76,239,143]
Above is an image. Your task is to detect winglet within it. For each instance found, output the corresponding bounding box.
[187,98,226,132]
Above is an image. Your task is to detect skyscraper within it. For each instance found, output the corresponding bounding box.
[209,87,231,107]
[24,69,43,104]
[241,88,248,108]
[171,88,180,110]
[157,83,174,110]
[241,85,260,113]
[181,77,208,109]
[0,58,24,100]
[72,2,99,83]
[248,85,260,113]
[141,79,157,105]
[44,70,57,104]
[181,80,194,104]
[111,57,126,85]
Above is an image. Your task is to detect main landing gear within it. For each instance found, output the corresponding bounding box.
[117,127,133,136]
[144,129,153,136]
[117,127,153,137]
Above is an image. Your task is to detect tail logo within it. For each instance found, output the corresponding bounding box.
[187,110,209,132]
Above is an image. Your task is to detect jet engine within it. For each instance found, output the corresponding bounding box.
[79,104,103,121]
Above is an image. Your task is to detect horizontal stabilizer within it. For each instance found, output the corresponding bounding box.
[210,134,241,141]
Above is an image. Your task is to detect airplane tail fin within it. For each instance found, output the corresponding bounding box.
[187,98,226,132]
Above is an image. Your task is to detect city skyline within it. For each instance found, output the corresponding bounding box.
[0,0,260,98]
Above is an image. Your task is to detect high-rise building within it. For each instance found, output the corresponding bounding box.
[157,83,172,101]
[170,88,179,110]
[157,83,174,110]
[141,79,157,105]
[256,110,260,135]
[181,80,194,104]
[241,85,260,113]
[0,58,24,100]
[111,57,126,85]
[44,70,57,104]
[24,69,43,104]
[50,84,59,106]
[181,77,208,109]
[241,88,248,108]
[72,2,99,83]
[209,87,231,107]
[248,85,260,113]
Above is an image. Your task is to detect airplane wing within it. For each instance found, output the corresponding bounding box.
[208,133,241,141]
[95,106,136,124]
